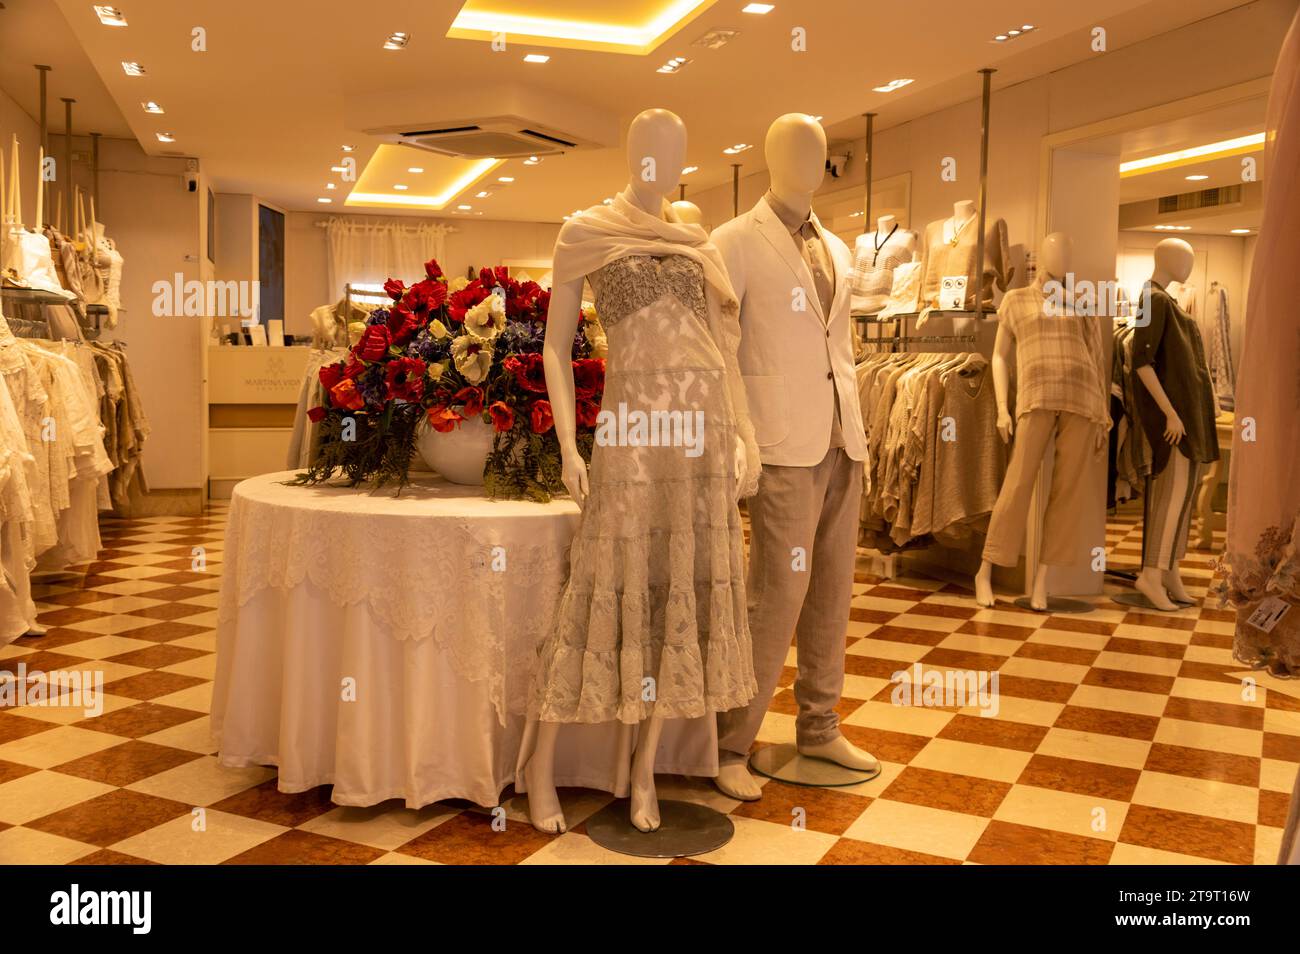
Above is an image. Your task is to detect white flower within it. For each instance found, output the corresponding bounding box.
[428,360,448,382]
[448,275,470,293]
[450,334,493,384]
[464,293,506,340]
[584,312,608,359]
[428,319,450,340]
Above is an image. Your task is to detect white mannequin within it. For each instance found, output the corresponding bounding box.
[670,199,703,226]
[1134,237,1197,610]
[948,199,978,242]
[876,214,896,234]
[713,112,878,802]
[524,109,742,835]
[974,232,1105,609]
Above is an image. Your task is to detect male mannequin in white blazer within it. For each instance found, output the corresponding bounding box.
[710,114,879,800]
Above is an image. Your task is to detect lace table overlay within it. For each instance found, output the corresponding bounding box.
[217,472,580,725]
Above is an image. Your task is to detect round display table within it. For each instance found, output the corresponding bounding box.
[212,472,718,809]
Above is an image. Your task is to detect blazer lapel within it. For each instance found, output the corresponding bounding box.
[756,197,824,324]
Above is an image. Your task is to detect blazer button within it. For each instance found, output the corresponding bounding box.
[826,371,833,380]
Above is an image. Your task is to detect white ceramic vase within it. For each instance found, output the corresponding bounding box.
[415,414,494,485]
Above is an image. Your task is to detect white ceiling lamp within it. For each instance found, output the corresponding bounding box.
[993,23,1034,42]
[393,184,408,190]
[1154,224,1192,231]
[524,53,550,63]
[458,204,472,210]
[657,56,692,74]
[121,61,146,76]
[742,3,775,13]
[384,32,410,50]
[93,5,128,27]
[872,78,913,93]
[330,165,348,173]
[1185,174,1210,181]
[141,101,164,114]
[498,176,515,183]
[318,197,333,204]
[523,156,542,165]
[723,143,751,155]
[155,132,175,143]
[407,167,424,173]
[476,191,491,198]
[1230,228,1251,234]
[681,165,699,175]
[341,144,355,152]
[325,183,336,190]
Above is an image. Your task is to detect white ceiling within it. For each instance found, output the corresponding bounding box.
[2,0,1258,221]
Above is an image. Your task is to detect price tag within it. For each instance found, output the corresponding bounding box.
[1248,596,1291,633]
[939,275,968,311]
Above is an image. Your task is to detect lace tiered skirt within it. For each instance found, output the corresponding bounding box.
[529,363,757,725]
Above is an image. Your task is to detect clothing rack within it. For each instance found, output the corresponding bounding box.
[855,309,990,353]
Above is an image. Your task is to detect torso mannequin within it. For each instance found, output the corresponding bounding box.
[670,199,703,226]
[524,108,756,836]
[918,199,1011,312]
[945,200,978,244]
[851,214,919,314]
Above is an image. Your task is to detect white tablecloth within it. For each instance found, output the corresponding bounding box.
[212,472,717,808]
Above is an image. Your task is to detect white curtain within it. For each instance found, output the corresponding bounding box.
[324,218,453,302]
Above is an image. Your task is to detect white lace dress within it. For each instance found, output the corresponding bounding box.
[529,254,757,724]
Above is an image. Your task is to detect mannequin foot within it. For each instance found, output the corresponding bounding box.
[1134,571,1177,611]
[1161,569,1193,604]
[522,756,566,835]
[629,775,660,832]
[974,562,995,608]
[798,735,880,773]
[1028,565,1050,611]
[714,761,762,801]
[23,622,47,637]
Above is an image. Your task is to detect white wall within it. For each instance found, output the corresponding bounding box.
[0,87,42,228]
[283,212,561,338]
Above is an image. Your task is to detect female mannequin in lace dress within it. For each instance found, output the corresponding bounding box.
[518,109,760,834]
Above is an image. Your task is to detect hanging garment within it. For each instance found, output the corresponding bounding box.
[1205,283,1235,411]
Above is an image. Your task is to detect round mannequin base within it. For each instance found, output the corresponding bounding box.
[1111,591,1196,612]
[584,799,734,858]
[748,743,882,787]
[1013,596,1094,614]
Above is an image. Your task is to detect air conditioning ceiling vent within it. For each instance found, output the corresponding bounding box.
[396,119,582,159]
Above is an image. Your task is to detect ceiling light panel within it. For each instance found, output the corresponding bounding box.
[1120,132,1266,176]
[346,145,504,210]
[93,5,128,27]
[141,101,164,114]
[446,0,720,55]
[992,23,1035,42]
[657,55,691,73]
[121,61,146,76]
[384,32,410,50]
[872,78,913,93]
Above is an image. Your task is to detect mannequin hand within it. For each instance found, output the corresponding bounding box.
[733,434,747,501]
[1163,410,1185,445]
[560,446,589,509]
[1095,425,1107,453]
[996,410,1014,444]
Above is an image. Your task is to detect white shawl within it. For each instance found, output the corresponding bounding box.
[553,189,761,498]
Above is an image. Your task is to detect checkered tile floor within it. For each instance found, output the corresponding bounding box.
[0,502,1296,865]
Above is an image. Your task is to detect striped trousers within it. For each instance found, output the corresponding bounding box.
[1141,451,1204,571]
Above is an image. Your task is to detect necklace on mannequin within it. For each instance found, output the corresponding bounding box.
[946,214,975,247]
[871,223,899,266]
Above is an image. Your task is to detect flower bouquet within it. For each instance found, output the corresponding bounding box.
[299,258,606,501]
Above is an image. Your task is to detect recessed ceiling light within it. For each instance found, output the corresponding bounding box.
[330,165,348,173]
[318,197,333,204]
[1120,132,1266,174]
[743,3,775,13]
[476,191,490,198]
[384,32,410,50]
[341,144,355,152]
[326,183,336,190]
[93,5,127,27]
[681,165,699,175]
[693,28,741,49]
[121,61,146,76]
[524,53,550,63]
[1185,174,1210,181]
[872,78,913,93]
[657,55,692,73]
[1022,24,1035,30]
[498,176,515,183]
[407,167,424,174]
[723,143,751,155]
[994,35,1008,41]
[1230,228,1251,234]
[155,132,175,143]
[1154,224,1192,231]
[458,204,472,210]
[141,101,164,114]
[993,23,1034,43]
[393,184,408,191]
[523,156,542,165]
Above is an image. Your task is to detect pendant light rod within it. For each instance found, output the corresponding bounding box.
[61,97,75,235]
[731,163,741,219]
[91,132,101,213]
[863,112,876,232]
[36,65,51,226]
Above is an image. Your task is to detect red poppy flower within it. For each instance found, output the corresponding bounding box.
[504,353,548,393]
[318,362,344,391]
[329,379,365,411]
[354,324,391,362]
[404,278,448,315]
[386,305,419,346]
[307,406,326,423]
[341,357,367,380]
[576,398,601,429]
[530,399,554,434]
[427,404,462,434]
[488,401,515,432]
[383,278,406,301]
[447,282,488,323]
[453,386,485,418]
[573,358,605,399]
[384,356,427,402]
[424,258,444,280]
[478,266,509,288]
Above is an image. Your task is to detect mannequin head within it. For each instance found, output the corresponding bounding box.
[1038,232,1072,283]
[625,108,686,214]
[765,113,826,208]
[1152,238,1194,285]
[670,199,703,226]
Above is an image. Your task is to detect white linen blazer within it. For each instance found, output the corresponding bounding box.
[711,196,869,466]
